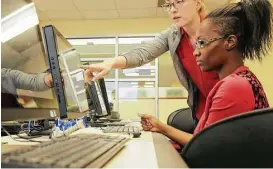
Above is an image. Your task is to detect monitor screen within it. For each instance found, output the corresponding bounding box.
[42,25,89,118]
[94,81,107,116]
[1,25,60,121]
[98,78,111,115]
[85,78,111,117]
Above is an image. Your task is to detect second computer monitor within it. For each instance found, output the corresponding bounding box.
[86,79,111,118]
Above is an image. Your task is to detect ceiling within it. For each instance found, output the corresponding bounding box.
[31,0,231,21]
[1,0,231,20]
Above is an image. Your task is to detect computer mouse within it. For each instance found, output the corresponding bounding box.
[132,132,141,138]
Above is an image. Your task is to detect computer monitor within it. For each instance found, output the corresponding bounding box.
[85,78,111,119]
[1,25,60,121]
[42,25,89,119]
[98,78,111,116]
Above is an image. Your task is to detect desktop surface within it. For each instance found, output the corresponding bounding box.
[1,128,188,168]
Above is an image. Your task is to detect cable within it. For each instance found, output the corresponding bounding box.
[20,121,45,136]
[1,126,42,143]
[16,134,43,140]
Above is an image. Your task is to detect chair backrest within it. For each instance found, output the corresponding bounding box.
[182,108,273,168]
[167,108,194,134]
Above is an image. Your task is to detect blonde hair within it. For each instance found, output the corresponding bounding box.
[199,0,207,17]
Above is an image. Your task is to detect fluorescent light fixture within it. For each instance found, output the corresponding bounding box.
[67,37,154,46]
[144,85,154,88]
[67,39,88,46]
[88,38,116,45]
[124,73,139,76]
[123,68,137,74]
[119,38,153,44]
[145,82,154,85]
[67,38,115,45]
[124,73,155,77]
[136,66,156,70]
[1,2,39,43]
[131,82,138,85]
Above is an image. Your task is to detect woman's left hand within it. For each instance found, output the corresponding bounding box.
[138,114,164,133]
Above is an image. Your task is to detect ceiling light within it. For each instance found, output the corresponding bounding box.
[124,73,139,76]
[144,85,154,88]
[119,38,153,44]
[67,39,88,45]
[145,82,154,85]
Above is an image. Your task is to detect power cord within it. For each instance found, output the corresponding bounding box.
[1,126,43,143]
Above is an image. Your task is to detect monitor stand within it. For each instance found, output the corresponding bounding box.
[87,114,107,127]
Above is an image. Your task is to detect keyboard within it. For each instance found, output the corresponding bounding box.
[2,133,129,168]
[107,121,131,126]
[103,126,141,138]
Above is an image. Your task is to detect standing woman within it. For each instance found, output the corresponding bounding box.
[82,0,219,128]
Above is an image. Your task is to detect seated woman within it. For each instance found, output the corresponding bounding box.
[140,0,272,145]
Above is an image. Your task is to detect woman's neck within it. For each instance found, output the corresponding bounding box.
[217,53,244,79]
[183,15,201,39]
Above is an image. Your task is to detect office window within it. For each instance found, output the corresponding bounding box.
[69,38,115,58]
[158,52,188,123]
[69,38,116,80]
[118,81,155,99]
[105,81,115,104]
[117,37,157,119]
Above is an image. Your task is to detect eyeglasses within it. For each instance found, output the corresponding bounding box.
[161,0,185,12]
[195,36,226,49]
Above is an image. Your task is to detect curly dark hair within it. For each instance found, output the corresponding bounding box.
[206,0,273,61]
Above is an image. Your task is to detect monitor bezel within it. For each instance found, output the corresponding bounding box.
[42,25,68,119]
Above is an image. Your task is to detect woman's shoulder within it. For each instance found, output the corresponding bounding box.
[162,24,179,32]
[157,24,179,37]
[220,74,253,92]
[211,73,254,99]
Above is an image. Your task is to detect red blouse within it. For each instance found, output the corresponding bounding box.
[194,66,269,134]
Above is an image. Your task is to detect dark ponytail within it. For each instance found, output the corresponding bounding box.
[206,0,273,60]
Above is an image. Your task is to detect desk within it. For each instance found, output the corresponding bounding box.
[1,128,188,168]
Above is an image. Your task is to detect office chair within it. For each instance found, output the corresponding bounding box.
[167,108,195,151]
[181,108,273,168]
[167,108,195,134]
